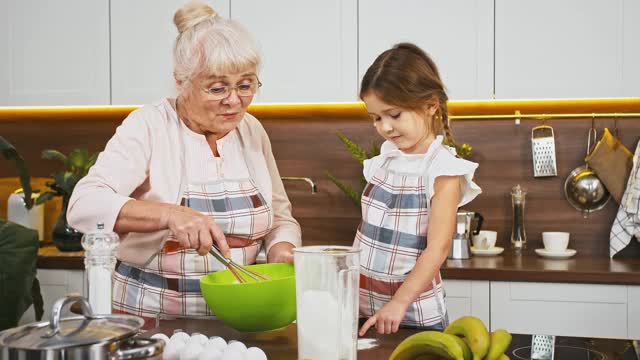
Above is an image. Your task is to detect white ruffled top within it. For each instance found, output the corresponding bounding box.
[363,135,482,207]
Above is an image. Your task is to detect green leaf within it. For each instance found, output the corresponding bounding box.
[336,131,368,164]
[0,220,40,330]
[35,191,57,205]
[67,149,89,173]
[51,172,74,196]
[84,153,98,174]
[360,176,368,189]
[326,171,361,207]
[41,150,68,165]
[0,137,33,209]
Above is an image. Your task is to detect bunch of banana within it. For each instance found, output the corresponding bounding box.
[388,331,471,360]
[388,316,512,360]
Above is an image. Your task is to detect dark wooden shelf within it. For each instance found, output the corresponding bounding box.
[37,245,640,285]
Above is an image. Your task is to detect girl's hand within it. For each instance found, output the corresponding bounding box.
[359,300,409,335]
[267,242,295,264]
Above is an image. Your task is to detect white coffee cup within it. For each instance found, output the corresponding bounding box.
[542,232,570,252]
[472,230,497,250]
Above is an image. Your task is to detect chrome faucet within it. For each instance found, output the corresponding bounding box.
[281,177,317,194]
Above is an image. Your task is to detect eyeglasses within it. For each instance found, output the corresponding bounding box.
[201,79,262,100]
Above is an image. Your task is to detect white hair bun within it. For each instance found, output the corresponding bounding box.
[174,1,217,34]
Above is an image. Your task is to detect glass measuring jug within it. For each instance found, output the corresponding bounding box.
[293,246,360,360]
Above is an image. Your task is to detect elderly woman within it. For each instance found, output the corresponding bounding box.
[68,1,301,323]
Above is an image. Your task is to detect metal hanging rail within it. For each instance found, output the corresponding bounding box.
[450,112,640,121]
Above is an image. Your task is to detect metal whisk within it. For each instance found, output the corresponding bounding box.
[208,246,271,283]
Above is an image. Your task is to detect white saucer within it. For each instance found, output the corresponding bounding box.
[470,246,504,256]
[535,248,577,259]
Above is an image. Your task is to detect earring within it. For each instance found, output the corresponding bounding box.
[434,110,443,123]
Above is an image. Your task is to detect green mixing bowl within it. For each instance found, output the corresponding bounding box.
[200,263,296,332]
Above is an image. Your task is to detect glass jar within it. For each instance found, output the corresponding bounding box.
[293,246,360,360]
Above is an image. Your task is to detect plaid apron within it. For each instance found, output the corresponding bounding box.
[112,126,272,323]
[354,150,447,328]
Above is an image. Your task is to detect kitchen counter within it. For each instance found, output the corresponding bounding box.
[441,248,640,285]
[37,245,84,270]
[144,319,638,359]
[38,245,640,285]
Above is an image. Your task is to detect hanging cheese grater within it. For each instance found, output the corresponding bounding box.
[531,125,558,177]
[531,334,555,359]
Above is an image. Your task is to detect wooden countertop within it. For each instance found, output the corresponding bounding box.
[143,319,636,360]
[37,245,84,270]
[37,246,640,285]
[441,248,640,285]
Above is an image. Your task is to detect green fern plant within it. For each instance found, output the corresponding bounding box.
[326,132,380,207]
[327,132,472,209]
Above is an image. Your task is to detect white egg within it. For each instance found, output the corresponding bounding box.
[180,343,203,360]
[189,333,209,346]
[151,333,170,344]
[171,331,191,343]
[163,340,186,360]
[198,346,223,360]
[226,341,246,353]
[244,347,267,360]
[207,336,227,351]
[221,348,244,360]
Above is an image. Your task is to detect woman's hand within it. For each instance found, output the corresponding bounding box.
[359,299,409,335]
[267,242,295,264]
[162,205,229,257]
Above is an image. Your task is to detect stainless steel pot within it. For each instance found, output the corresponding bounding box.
[0,296,164,359]
[564,127,611,217]
[564,165,610,213]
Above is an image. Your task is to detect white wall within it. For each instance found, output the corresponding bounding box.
[2,0,639,106]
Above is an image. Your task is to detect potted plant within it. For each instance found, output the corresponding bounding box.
[327,132,472,208]
[0,136,34,209]
[0,136,44,328]
[36,149,98,251]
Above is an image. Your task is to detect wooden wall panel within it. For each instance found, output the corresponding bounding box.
[2,114,639,256]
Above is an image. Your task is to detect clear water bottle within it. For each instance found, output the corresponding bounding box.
[81,222,119,314]
[510,184,527,254]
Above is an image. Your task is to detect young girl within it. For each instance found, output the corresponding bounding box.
[355,43,481,335]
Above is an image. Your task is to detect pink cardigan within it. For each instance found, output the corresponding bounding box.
[68,99,301,267]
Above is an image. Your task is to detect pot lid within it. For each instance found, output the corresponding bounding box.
[0,297,143,350]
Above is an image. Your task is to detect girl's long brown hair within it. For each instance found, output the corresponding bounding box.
[360,43,454,146]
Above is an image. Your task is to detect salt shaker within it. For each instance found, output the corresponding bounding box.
[510,184,527,254]
[81,222,119,314]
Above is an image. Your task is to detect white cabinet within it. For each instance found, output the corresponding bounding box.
[495,0,638,99]
[231,0,358,103]
[0,0,110,106]
[629,286,640,339]
[110,0,230,105]
[443,280,490,327]
[491,281,628,339]
[358,0,494,100]
[622,0,640,97]
[19,269,85,325]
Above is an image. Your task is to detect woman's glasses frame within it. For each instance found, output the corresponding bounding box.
[201,77,263,100]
